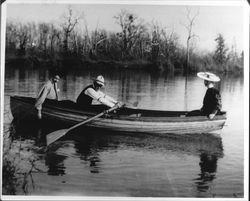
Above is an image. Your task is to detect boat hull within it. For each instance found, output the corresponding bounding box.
[10,96,227,135]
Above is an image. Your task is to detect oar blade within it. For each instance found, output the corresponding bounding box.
[46,104,121,146]
[46,129,69,146]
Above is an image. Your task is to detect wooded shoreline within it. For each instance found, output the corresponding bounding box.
[5,55,244,76]
[5,8,244,74]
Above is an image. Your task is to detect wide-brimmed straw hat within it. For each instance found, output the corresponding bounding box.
[197,72,220,82]
[94,75,105,86]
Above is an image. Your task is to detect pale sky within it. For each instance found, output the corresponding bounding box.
[5,3,245,53]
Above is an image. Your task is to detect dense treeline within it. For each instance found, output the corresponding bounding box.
[5,8,243,73]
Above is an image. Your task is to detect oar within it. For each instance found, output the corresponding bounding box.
[46,104,123,146]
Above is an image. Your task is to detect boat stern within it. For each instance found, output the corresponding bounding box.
[10,96,37,122]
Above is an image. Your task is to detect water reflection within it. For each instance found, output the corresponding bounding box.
[73,136,103,174]
[3,66,244,196]
[45,153,66,176]
[10,119,65,147]
[47,126,224,176]
[4,97,225,195]
[5,66,244,112]
[75,142,101,173]
[7,118,224,178]
[194,153,219,194]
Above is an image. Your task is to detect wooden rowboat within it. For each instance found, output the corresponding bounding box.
[10,96,227,135]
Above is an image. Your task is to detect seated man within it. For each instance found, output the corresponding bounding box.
[76,75,122,110]
[187,72,222,119]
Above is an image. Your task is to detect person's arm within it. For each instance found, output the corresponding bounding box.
[85,88,115,107]
[35,85,49,111]
[54,83,60,101]
[209,90,222,119]
[99,91,119,104]
[104,94,118,105]
[214,92,222,112]
[98,91,124,107]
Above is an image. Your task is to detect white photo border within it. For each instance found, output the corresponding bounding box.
[0,0,249,201]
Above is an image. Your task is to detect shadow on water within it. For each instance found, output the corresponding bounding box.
[194,152,219,196]
[70,128,224,156]
[2,119,67,195]
[3,118,224,195]
[69,129,224,183]
[45,153,67,176]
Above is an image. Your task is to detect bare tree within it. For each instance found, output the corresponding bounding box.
[90,23,108,58]
[106,32,122,60]
[6,21,18,52]
[181,7,199,73]
[149,21,179,69]
[80,13,94,59]
[38,23,50,57]
[15,23,32,56]
[93,29,108,58]
[162,30,179,69]
[150,21,162,63]
[48,24,61,56]
[136,31,150,60]
[114,9,147,59]
[61,6,82,54]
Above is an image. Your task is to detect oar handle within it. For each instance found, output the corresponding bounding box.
[67,104,122,133]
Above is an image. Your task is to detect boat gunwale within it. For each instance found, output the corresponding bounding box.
[10,96,227,123]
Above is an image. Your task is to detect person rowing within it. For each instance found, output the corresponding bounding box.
[187,72,222,119]
[47,75,123,145]
[76,75,123,110]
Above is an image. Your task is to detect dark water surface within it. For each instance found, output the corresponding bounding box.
[3,66,244,197]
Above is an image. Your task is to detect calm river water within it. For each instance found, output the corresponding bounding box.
[3,66,245,198]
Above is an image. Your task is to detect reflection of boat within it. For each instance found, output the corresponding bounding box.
[70,130,224,157]
[70,131,224,177]
[10,96,227,135]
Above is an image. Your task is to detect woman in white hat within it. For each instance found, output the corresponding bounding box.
[76,75,122,109]
[187,72,222,119]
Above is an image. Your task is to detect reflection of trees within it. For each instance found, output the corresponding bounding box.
[219,75,243,111]
[6,67,243,112]
[105,69,146,105]
[220,74,243,94]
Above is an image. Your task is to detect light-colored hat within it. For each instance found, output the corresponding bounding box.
[94,75,105,86]
[197,72,220,82]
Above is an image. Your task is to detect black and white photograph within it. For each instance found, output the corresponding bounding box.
[0,0,249,200]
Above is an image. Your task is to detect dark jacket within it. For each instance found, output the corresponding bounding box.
[201,87,222,115]
[76,85,94,107]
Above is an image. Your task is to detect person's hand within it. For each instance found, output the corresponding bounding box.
[37,110,42,120]
[208,113,215,120]
[116,101,124,108]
